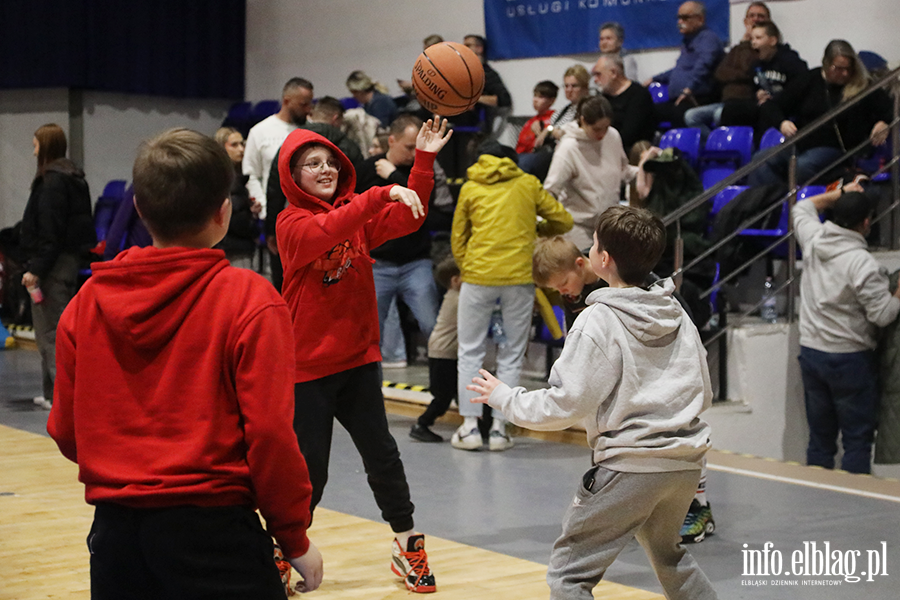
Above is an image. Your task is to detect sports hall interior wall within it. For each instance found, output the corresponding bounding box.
[1,0,897,229]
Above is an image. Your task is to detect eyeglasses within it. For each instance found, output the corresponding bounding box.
[300,159,341,173]
[829,64,852,74]
[677,13,699,20]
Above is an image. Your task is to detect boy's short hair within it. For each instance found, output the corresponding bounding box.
[389,113,423,136]
[533,80,559,99]
[832,191,874,230]
[133,128,233,242]
[311,96,345,121]
[594,206,666,286]
[433,256,460,290]
[533,236,584,287]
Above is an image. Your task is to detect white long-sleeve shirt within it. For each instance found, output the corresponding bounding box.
[242,115,296,221]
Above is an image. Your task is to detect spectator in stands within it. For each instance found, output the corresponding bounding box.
[244,77,313,287]
[265,96,366,290]
[750,39,890,187]
[516,80,558,156]
[346,70,399,129]
[369,131,390,157]
[718,21,807,132]
[598,21,638,81]
[215,127,261,269]
[683,2,771,137]
[592,53,656,158]
[20,124,95,410]
[356,114,454,364]
[451,141,572,451]
[523,65,592,181]
[645,1,725,128]
[544,96,638,249]
[794,179,900,474]
[463,35,513,137]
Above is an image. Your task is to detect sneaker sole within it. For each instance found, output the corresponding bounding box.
[391,561,436,593]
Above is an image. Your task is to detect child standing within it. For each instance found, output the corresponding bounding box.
[470,206,717,599]
[452,141,572,451]
[276,118,451,593]
[48,128,322,597]
[410,256,461,443]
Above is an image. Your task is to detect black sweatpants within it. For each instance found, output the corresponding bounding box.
[418,357,457,428]
[293,362,415,533]
[88,503,284,600]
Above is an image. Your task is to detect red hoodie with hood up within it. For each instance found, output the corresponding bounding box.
[47,246,313,558]
[276,129,436,382]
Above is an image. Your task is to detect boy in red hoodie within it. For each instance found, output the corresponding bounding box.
[48,129,322,598]
[277,118,451,593]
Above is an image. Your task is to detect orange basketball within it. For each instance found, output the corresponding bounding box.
[411,42,485,117]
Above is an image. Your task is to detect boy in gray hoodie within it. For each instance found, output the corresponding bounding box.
[468,206,717,600]
[794,180,900,474]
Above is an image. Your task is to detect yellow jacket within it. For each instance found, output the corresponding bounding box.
[452,155,572,286]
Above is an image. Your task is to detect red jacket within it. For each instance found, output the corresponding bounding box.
[516,109,555,154]
[47,247,312,558]
[276,129,435,382]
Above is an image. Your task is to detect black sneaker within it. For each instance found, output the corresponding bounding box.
[410,423,443,443]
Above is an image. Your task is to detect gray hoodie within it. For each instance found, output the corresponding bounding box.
[488,278,711,472]
[794,200,900,352]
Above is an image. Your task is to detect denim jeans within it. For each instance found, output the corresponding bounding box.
[798,346,878,474]
[372,258,439,350]
[748,146,843,187]
[683,103,723,138]
[457,283,534,417]
[381,298,407,363]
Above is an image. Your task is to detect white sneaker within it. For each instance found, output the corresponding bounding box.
[382,360,408,369]
[488,424,514,451]
[450,424,483,450]
[33,396,52,410]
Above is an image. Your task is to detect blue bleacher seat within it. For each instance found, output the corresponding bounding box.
[659,128,702,169]
[94,179,128,242]
[740,185,825,241]
[251,100,280,124]
[340,96,360,111]
[222,101,253,135]
[648,82,669,103]
[708,185,748,234]
[704,126,754,167]
[759,127,785,150]
[701,166,737,190]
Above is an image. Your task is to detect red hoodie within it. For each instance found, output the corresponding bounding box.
[47,247,313,558]
[276,129,435,382]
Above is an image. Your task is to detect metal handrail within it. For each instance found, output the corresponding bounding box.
[664,65,900,227]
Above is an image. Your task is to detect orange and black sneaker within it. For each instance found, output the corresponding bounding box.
[273,543,295,597]
[390,534,436,593]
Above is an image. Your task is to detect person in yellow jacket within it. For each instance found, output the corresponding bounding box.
[451,141,573,451]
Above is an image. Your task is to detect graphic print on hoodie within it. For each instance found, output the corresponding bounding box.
[275,129,437,381]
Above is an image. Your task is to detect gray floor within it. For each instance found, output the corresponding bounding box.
[3,347,898,599]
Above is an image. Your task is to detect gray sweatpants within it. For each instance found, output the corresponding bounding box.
[547,466,717,600]
[31,253,80,401]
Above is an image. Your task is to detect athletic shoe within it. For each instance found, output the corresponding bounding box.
[409,423,443,443]
[680,499,715,543]
[391,534,436,593]
[33,396,52,410]
[488,425,514,451]
[273,543,295,596]
[450,424,483,450]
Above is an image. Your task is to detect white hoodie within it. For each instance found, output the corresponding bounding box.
[543,122,638,249]
[794,199,900,352]
[488,278,711,472]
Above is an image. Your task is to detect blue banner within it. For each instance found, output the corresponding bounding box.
[484,0,730,60]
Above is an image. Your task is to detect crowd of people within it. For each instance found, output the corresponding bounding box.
[5,3,898,598]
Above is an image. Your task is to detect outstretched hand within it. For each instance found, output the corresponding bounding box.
[389,185,425,219]
[417,117,453,153]
[466,369,502,404]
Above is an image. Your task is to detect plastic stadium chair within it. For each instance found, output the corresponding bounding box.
[94,180,128,242]
[222,101,253,135]
[759,127,785,150]
[659,128,702,169]
[741,185,825,238]
[648,82,669,103]
[701,165,736,190]
[708,185,748,234]
[251,100,280,124]
[340,96,360,110]
[704,126,754,167]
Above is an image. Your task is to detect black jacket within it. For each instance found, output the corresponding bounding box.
[217,164,258,256]
[20,158,95,278]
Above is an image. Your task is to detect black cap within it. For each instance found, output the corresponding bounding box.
[832,191,874,229]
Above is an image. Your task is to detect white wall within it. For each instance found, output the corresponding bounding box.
[0,90,68,230]
[245,0,900,117]
[0,91,229,230]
